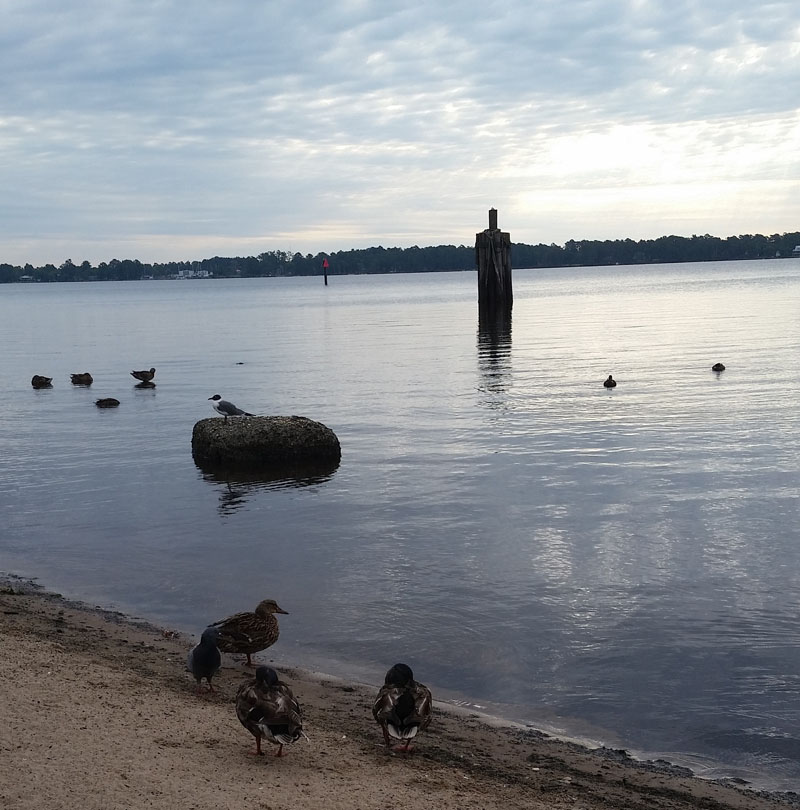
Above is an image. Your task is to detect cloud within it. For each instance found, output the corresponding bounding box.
[1,0,798,263]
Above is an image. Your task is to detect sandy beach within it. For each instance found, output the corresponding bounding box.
[0,579,796,810]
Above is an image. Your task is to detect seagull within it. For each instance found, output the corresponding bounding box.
[131,367,156,383]
[209,394,253,421]
[187,626,222,693]
[603,375,617,388]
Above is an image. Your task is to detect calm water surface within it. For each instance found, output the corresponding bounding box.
[2,260,800,790]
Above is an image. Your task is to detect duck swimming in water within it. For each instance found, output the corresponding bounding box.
[31,375,53,389]
[70,372,93,386]
[95,398,120,408]
[712,362,725,372]
[131,367,156,384]
[372,663,433,753]
[603,375,617,388]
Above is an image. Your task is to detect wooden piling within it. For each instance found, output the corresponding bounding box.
[475,208,512,314]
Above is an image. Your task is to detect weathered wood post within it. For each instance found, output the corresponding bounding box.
[475,208,512,315]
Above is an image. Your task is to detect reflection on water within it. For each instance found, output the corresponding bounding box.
[196,460,341,516]
[477,309,512,399]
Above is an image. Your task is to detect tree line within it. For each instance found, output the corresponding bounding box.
[1,231,798,283]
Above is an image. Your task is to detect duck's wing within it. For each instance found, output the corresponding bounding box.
[210,611,261,645]
[235,680,261,728]
[412,682,433,731]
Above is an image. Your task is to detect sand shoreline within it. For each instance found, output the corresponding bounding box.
[1,575,797,810]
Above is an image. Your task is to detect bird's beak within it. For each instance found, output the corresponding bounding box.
[277,609,289,615]
[207,396,213,400]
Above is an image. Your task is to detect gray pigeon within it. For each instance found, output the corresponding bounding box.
[208,394,253,421]
[187,626,222,693]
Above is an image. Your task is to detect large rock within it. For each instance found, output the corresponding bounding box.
[191,415,341,468]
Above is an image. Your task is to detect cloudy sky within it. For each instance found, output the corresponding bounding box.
[2,0,798,265]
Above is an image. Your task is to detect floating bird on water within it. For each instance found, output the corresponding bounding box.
[31,375,53,389]
[95,398,120,408]
[712,362,726,372]
[236,666,305,756]
[603,375,617,388]
[71,372,93,386]
[372,663,433,753]
[187,626,222,693]
[210,598,287,666]
[208,394,253,421]
[131,367,156,384]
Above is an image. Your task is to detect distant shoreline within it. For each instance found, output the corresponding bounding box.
[3,233,799,283]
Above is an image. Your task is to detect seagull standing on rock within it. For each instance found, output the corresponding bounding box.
[209,394,253,421]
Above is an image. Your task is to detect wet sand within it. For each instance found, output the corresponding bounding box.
[0,579,796,810]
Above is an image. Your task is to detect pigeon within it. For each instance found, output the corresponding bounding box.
[208,394,253,421]
[187,626,222,693]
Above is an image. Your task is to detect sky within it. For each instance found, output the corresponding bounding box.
[1,0,799,265]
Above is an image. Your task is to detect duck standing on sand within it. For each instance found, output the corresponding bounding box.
[208,394,253,421]
[372,663,433,753]
[70,372,93,386]
[31,375,53,389]
[131,367,156,384]
[603,375,617,388]
[187,626,222,693]
[236,666,305,756]
[210,599,287,666]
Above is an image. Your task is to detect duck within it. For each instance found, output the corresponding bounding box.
[603,375,617,388]
[210,599,288,666]
[712,362,725,372]
[70,372,93,386]
[31,375,53,389]
[187,626,222,693]
[131,367,156,384]
[235,666,305,756]
[372,663,433,753]
[95,398,120,408]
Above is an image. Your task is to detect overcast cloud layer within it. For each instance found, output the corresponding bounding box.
[1,0,798,264]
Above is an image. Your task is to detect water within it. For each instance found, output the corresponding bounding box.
[2,260,800,790]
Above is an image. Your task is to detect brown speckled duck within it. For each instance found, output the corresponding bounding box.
[372,663,432,753]
[70,372,93,386]
[236,666,305,756]
[210,599,288,666]
[131,367,156,383]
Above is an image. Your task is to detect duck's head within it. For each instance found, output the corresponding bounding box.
[385,662,414,687]
[255,599,289,617]
[255,666,280,687]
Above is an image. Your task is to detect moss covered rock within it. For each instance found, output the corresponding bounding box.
[191,415,341,468]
